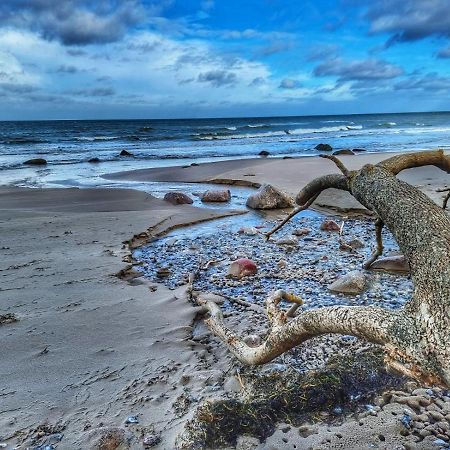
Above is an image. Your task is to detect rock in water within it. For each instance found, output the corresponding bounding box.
[333,149,355,155]
[246,184,294,209]
[328,270,368,295]
[369,255,410,273]
[119,149,133,156]
[259,150,270,156]
[228,258,257,278]
[163,192,194,205]
[315,143,332,151]
[88,157,101,163]
[24,158,47,165]
[200,190,231,202]
[320,219,341,232]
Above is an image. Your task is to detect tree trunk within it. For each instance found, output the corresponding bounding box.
[198,150,450,387]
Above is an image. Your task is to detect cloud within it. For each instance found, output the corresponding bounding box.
[255,39,296,57]
[279,78,302,89]
[307,44,340,62]
[437,46,450,59]
[55,64,79,74]
[197,70,237,87]
[314,57,403,82]
[366,0,450,43]
[394,73,450,92]
[71,87,116,97]
[0,0,147,45]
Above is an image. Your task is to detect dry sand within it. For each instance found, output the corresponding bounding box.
[1,152,449,449]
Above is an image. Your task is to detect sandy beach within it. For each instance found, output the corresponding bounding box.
[1,152,449,449]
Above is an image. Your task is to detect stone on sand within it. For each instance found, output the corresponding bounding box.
[228,258,257,278]
[328,270,368,295]
[163,192,194,205]
[333,149,355,155]
[320,219,341,232]
[200,189,231,202]
[369,255,410,273]
[246,184,294,210]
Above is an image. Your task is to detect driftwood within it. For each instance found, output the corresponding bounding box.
[198,150,450,387]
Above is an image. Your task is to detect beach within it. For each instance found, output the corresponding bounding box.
[1,151,449,449]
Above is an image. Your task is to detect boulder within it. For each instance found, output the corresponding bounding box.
[119,149,133,156]
[352,148,367,152]
[369,255,410,273]
[163,192,193,205]
[315,143,332,152]
[333,149,355,156]
[228,258,257,278]
[200,189,231,202]
[23,158,47,165]
[238,226,259,235]
[246,184,294,209]
[88,157,101,163]
[259,150,270,156]
[320,219,341,232]
[328,271,368,295]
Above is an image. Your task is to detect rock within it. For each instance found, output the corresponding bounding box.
[24,158,47,165]
[328,270,368,295]
[200,190,231,202]
[369,255,410,273]
[228,258,257,278]
[224,376,242,393]
[246,184,294,210]
[259,150,270,156]
[320,219,341,232]
[333,149,355,155]
[163,192,194,205]
[352,148,366,152]
[243,334,261,347]
[197,293,226,305]
[125,415,139,424]
[88,157,101,163]
[156,267,171,278]
[119,149,133,156]
[275,235,298,246]
[143,433,161,448]
[238,226,259,235]
[314,143,332,151]
[292,227,310,236]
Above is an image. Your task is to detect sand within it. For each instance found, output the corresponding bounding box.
[1,151,449,449]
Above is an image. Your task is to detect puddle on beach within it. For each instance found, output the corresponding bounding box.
[134,196,413,313]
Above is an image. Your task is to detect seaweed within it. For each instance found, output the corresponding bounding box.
[177,348,405,449]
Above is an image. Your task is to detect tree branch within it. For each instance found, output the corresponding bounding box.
[363,218,384,269]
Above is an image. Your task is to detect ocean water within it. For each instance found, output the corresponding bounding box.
[1,111,450,188]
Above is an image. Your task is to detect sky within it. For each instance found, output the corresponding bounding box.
[0,0,450,120]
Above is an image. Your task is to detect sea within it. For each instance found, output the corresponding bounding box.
[1,111,450,189]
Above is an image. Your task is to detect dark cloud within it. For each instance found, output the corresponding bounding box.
[394,73,450,92]
[0,83,38,94]
[307,44,340,62]
[55,65,79,74]
[279,78,302,89]
[0,0,148,45]
[71,87,116,97]
[314,57,403,82]
[249,77,266,87]
[437,46,450,59]
[367,0,450,43]
[256,40,295,57]
[197,70,237,87]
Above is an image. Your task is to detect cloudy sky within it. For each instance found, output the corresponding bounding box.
[1,0,450,120]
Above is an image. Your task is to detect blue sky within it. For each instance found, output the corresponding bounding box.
[0,0,449,119]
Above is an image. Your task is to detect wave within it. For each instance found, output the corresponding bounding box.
[1,137,48,145]
[376,122,397,128]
